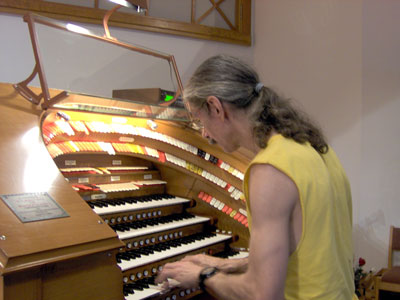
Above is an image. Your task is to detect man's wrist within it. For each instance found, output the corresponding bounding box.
[199,266,219,291]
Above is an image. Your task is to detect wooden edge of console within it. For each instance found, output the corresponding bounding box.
[0,236,123,275]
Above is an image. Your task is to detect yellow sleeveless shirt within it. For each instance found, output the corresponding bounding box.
[244,134,357,300]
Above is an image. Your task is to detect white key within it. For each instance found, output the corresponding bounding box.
[227,251,249,259]
[124,284,161,300]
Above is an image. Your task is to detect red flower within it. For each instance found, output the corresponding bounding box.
[359,257,366,267]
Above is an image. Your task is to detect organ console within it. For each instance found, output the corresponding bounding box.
[0,12,251,300]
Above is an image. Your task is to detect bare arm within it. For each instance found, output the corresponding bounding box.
[182,254,248,273]
[156,164,299,300]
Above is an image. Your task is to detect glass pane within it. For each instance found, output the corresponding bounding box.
[27,14,187,121]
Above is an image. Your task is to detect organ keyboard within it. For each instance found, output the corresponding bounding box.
[121,247,249,300]
[0,82,250,300]
[113,214,211,240]
[91,195,191,215]
[118,232,232,271]
[124,277,162,300]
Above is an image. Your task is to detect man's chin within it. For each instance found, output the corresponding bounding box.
[219,144,236,154]
[207,138,236,153]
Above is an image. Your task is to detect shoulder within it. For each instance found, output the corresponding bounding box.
[245,135,314,182]
[249,163,298,195]
[248,164,298,221]
[252,135,311,164]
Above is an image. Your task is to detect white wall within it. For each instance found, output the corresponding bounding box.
[254,0,400,271]
[358,0,400,269]
[0,12,253,87]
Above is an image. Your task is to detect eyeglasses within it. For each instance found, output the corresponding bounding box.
[184,100,206,131]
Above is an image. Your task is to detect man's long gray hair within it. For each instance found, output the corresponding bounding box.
[184,54,328,154]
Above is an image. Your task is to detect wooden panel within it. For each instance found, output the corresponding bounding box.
[156,163,197,199]
[2,252,123,300]
[41,252,122,300]
[63,170,161,185]
[54,153,153,170]
[3,269,41,300]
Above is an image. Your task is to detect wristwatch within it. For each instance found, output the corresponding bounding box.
[199,267,219,291]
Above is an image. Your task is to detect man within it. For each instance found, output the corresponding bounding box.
[156,55,357,300]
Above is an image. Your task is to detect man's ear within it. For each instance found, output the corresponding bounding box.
[206,96,225,121]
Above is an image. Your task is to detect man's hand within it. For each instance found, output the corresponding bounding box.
[155,260,203,290]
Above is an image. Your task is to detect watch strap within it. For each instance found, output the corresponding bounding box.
[199,267,219,291]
